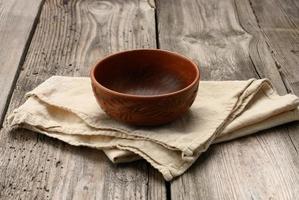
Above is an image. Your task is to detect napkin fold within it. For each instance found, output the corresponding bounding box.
[7,76,299,181]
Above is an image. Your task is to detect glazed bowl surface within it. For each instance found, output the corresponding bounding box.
[90,49,200,126]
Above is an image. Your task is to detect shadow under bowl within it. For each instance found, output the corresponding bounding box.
[90,49,200,126]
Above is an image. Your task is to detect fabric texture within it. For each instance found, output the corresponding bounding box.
[7,76,299,181]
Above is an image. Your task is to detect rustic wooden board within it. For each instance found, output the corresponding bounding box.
[0,0,44,125]
[246,0,299,162]
[156,0,299,199]
[0,0,166,199]
[248,0,299,95]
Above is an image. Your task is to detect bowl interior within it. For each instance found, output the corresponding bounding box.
[93,50,198,96]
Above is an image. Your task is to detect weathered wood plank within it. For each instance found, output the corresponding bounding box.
[248,0,299,95]
[0,0,44,125]
[0,0,166,199]
[246,0,299,163]
[234,0,289,95]
[236,0,299,188]
[156,0,299,199]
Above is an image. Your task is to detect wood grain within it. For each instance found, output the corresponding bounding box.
[0,0,166,199]
[245,0,299,190]
[248,0,299,95]
[156,0,299,199]
[0,0,44,125]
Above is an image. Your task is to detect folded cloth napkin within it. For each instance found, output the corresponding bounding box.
[7,76,299,181]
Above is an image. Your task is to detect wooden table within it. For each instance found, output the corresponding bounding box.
[0,0,298,199]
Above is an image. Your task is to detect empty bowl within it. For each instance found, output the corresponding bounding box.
[90,49,200,126]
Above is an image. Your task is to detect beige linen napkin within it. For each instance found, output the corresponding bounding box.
[7,76,299,181]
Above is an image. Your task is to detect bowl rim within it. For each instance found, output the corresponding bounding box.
[90,49,200,99]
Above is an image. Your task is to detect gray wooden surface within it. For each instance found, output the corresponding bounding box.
[0,0,165,199]
[0,0,298,199]
[157,0,299,199]
[0,0,44,125]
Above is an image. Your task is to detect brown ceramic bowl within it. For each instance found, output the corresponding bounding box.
[90,49,200,126]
